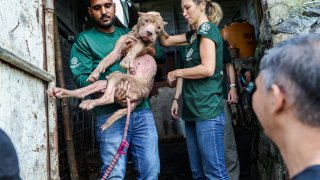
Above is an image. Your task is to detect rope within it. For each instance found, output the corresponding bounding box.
[101,97,131,180]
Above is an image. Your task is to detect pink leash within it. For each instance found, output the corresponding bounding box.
[101,97,131,180]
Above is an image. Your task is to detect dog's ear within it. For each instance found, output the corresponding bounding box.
[138,12,145,17]
[132,25,138,35]
[163,21,168,26]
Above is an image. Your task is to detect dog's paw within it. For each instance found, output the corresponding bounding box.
[47,87,67,99]
[79,100,96,110]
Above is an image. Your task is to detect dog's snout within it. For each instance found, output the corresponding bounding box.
[146,30,153,36]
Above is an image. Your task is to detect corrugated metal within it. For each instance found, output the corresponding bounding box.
[0,0,58,179]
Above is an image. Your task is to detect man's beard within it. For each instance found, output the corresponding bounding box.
[93,15,115,29]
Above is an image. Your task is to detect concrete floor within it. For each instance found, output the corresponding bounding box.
[86,139,253,180]
[87,141,192,180]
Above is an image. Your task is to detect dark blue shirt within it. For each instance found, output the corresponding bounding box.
[292,165,320,180]
[0,129,20,180]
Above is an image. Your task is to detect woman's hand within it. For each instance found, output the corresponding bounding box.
[167,70,178,85]
[171,100,179,119]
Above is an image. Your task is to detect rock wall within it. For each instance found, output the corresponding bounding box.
[253,1,320,179]
[260,0,320,46]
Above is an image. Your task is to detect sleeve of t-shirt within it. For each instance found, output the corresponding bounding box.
[197,22,221,48]
[186,30,194,44]
[69,34,93,88]
[154,44,166,64]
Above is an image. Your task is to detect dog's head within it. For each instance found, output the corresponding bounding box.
[132,11,168,44]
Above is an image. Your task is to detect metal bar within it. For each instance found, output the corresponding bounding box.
[0,48,54,82]
[44,0,60,178]
[44,0,54,12]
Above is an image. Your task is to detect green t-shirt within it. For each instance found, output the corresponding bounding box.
[177,22,224,122]
[69,27,166,115]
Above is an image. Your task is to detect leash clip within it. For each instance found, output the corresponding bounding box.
[117,140,129,154]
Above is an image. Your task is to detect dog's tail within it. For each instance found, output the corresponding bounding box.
[101,102,138,131]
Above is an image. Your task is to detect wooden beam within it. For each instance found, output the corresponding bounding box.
[0,48,55,82]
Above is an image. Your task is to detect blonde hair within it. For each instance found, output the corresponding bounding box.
[194,0,223,25]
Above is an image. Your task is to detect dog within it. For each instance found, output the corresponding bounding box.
[47,12,168,130]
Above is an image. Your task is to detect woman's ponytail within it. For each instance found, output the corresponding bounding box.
[205,1,223,25]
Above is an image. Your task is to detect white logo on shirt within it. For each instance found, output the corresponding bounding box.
[186,48,193,61]
[70,57,81,68]
[200,23,210,34]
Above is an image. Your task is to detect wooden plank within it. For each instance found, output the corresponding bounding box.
[0,48,54,82]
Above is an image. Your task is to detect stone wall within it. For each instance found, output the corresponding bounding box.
[252,1,320,179]
[260,0,320,46]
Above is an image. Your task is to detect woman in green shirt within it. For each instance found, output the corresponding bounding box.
[159,0,228,179]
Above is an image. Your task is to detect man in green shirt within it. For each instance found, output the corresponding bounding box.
[70,0,165,178]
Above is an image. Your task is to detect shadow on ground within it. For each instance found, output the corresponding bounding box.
[86,139,253,180]
[87,141,192,180]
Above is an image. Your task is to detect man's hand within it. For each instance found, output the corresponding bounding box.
[228,87,238,104]
[138,46,156,57]
[114,81,130,107]
[122,37,137,56]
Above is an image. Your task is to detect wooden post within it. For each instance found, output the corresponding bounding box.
[54,14,79,180]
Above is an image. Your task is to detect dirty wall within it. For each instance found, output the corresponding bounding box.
[0,0,58,179]
[253,0,320,179]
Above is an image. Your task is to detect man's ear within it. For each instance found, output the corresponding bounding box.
[270,84,285,114]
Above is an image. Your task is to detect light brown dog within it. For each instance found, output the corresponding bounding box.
[47,12,168,130]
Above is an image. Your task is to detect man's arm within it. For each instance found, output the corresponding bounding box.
[69,35,94,88]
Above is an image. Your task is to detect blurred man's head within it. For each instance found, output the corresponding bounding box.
[252,33,320,138]
[88,0,116,30]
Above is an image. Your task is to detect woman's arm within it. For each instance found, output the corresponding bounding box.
[171,78,183,119]
[159,33,188,47]
[167,37,216,83]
